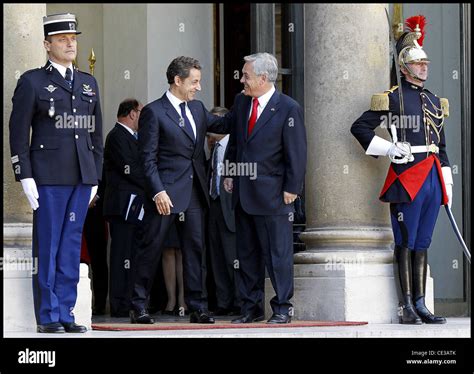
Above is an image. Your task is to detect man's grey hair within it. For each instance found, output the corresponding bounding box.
[244,52,279,83]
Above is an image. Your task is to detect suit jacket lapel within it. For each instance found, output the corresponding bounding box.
[247,91,280,143]
[162,93,196,143]
[189,101,202,147]
[242,96,252,142]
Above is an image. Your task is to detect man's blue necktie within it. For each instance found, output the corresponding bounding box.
[179,102,196,142]
[65,67,73,89]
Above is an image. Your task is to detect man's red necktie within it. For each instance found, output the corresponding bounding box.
[247,98,259,136]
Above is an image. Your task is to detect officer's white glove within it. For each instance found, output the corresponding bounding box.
[20,178,39,210]
[445,184,453,209]
[442,166,453,209]
[89,185,98,205]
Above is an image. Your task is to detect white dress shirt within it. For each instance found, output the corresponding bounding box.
[209,135,229,197]
[117,121,136,137]
[50,60,74,81]
[247,84,276,121]
[166,90,197,138]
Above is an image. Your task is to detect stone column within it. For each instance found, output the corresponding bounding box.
[273,4,433,323]
[3,4,46,224]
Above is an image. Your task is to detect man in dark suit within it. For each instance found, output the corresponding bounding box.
[103,98,145,317]
[8,13,103,333]
[223,53,307,324]
[130,56,231,324]
[207,109,241,316]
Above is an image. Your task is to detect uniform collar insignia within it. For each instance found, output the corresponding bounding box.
[44,84,58,93]
[44,61,53,72]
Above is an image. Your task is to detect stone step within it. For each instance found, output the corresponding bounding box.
[3,244,92,333]
[3,318,470,338]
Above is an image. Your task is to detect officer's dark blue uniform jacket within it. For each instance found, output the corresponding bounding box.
[351,78,450,203]
[9,62,103,185]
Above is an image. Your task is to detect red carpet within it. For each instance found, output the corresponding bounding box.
[92,320,368,331]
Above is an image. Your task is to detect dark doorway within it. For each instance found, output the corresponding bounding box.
[222,3,251,109]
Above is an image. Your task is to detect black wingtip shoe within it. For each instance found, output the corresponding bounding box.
[267,313,291,324]
[62,322,88,333]
[37,322,65,333]
[130,309,155,324]
[189,310,215,324]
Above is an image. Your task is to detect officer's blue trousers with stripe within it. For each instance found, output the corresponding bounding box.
[390,165,442,251]
[32,184,91,325]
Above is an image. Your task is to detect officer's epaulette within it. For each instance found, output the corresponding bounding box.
[370,86,398,111]
[75,67,93,77]
[439,98,449,118]
[21,67,42,76]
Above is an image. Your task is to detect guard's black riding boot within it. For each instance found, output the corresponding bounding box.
[412,249,447,324]
[393,245,422,324]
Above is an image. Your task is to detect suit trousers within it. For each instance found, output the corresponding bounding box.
[208,197,240,309]
[235,202,294,315]
[130,181,208,312]
[108,217,140,314]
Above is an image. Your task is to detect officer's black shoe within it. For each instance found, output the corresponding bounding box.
[37,322,65,333]
[412,249,447,324]
[231,312,265,324]
[62,322,87,333]
[267,313,291,324]
[130,309,155,324]
[189,310,215,324]
[393,245,422,325]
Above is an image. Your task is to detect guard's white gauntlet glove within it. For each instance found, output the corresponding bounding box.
[20,178,39,210]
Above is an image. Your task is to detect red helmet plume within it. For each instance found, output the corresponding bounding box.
[405,15,427,46]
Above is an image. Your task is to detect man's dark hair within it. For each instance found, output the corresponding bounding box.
[117,98,141,118]
[166,56,202,84]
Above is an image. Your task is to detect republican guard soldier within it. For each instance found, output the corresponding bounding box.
[351,15,452,325]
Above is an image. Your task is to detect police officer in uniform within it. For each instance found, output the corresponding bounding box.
[9,13,103,333]
[351,15,451,325]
